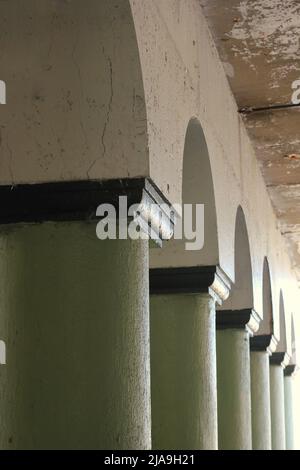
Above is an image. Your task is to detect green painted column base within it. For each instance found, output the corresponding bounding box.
[150,294,217,450]
[216,329,252,450]
[250,351,272,449]
[284,375,295,450]
[270,364,286,450]
[0,221,151,449]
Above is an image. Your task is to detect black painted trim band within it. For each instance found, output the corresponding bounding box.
[270,352,291,368]
[284,364,297,377]
[149,265,231,305]
[216,309,260,335]
[0,177,175,244]
[250,334,278,355]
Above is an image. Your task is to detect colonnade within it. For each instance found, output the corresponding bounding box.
[0,0,297,453]
[0,208,296,450]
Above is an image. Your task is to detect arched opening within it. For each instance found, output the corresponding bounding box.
[257,258,274,335]
[150,117,219,268]
[220,206,253,310]
[250,257,276,353]
[181,118,219,265]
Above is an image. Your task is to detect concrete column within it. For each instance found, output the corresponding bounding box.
[216,310,259,450]
[250,351,272,449]
[150,293,218,450]
[270,363,286,450]
[284,370,295,450]
[0,221,151,449]
[217,329,252,449]
[249,334,276,450]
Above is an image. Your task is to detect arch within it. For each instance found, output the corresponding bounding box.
[181,118,219,264]
[150,117,219,268]
[277,290,287,353]
[221,206,253,310]
[255,258,274,335]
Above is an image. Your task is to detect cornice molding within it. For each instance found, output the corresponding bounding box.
[149,265,231,305]
[250,334,278,355]
[270,352,291,369]
[284,364,297,377]
[0,177,175,246]
[216,309,260,335]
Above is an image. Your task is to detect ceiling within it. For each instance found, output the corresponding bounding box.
[200,0,300,282]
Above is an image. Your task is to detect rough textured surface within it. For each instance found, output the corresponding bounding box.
[270,364,286,449]
[0,0,148,183]
[284,375,295,449]
[150,294,217,450]
[216,329,252,450]
[201,0,300,283]
[250,351,272,449]
[0,222,151,449]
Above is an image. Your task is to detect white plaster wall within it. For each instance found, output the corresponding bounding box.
[0,0,149,183]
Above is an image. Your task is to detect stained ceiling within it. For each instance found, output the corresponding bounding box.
[200,0,300,282]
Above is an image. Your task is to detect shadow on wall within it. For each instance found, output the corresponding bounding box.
[150,117,219,268]
[219,206,254,312]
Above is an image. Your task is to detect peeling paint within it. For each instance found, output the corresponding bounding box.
[229,0,300,62]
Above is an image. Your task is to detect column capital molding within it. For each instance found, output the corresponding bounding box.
[0,177,175,246]
[270,352,291,369]
[216,309,260,335]
[149,265,231,305]
[250,334,278,355]
[284,364,297,377]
